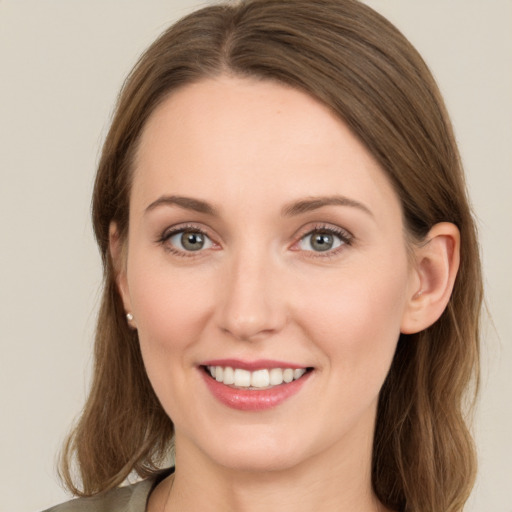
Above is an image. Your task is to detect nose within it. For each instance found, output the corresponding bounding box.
[215,248,287,342]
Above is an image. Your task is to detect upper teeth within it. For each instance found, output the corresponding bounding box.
[207,366,307,388]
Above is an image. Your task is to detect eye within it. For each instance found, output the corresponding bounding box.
[166,229,214,252]
[297,228,349,252]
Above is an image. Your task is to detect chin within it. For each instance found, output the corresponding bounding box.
[192,426,316,474]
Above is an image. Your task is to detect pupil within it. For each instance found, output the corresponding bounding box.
[181,232,204,251]
[312,233,333,251]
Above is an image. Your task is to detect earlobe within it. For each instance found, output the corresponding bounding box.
[401,222,460,334]
[109,222,134,324]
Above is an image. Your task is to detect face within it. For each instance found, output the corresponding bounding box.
[115,76,418,473]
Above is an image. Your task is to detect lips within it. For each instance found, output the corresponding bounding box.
[200,359,313,411]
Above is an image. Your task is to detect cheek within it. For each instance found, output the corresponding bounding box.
[127,254,215,359]
[297,255,410,376]
[126,258,218,420]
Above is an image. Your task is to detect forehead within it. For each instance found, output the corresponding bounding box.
[132,75,401,222]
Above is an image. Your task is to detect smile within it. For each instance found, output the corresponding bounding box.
[200,361,313,411]
[206,365,308,389]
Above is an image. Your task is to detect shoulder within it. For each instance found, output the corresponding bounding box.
[41,470,173,512]
[41,480,152,512]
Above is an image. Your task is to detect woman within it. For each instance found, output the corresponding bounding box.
[46,0,482,511]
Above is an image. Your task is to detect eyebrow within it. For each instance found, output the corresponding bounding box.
[281,195,373,218]
[145,195,218,216]
[144,194,373,218]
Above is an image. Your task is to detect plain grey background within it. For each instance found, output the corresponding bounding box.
[1,1,510,510]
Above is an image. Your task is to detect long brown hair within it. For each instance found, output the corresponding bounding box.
[60,1,482,510]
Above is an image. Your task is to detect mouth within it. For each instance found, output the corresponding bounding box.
[202,365,312,390]
[199,361,314,411]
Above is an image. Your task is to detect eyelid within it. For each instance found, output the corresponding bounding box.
[157,223,220,256]
[156,221,353,258]
[290,223,354,255]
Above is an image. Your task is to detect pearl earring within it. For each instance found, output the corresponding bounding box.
[126,313,134,322]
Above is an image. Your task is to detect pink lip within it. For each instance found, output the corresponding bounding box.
[199,363,312,411]
[201,359,307,371]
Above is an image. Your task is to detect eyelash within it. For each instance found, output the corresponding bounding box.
[156,223,353,258]
[157,224,214,258]
[294,224,353,258]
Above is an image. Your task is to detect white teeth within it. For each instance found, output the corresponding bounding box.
[223,366,235,385]
[269,368,284,386]
[206,365,308,388]
[251,369,270,388]
[283,368,294,383]
[234,369,251,387]
[294,368,306,380]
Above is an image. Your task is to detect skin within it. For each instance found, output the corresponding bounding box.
[112,76,460,512]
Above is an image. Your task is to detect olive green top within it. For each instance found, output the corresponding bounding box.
[42,470,172,512]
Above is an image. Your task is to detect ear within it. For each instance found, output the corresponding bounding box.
[401,222,460,334]
[109,222,136,328]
